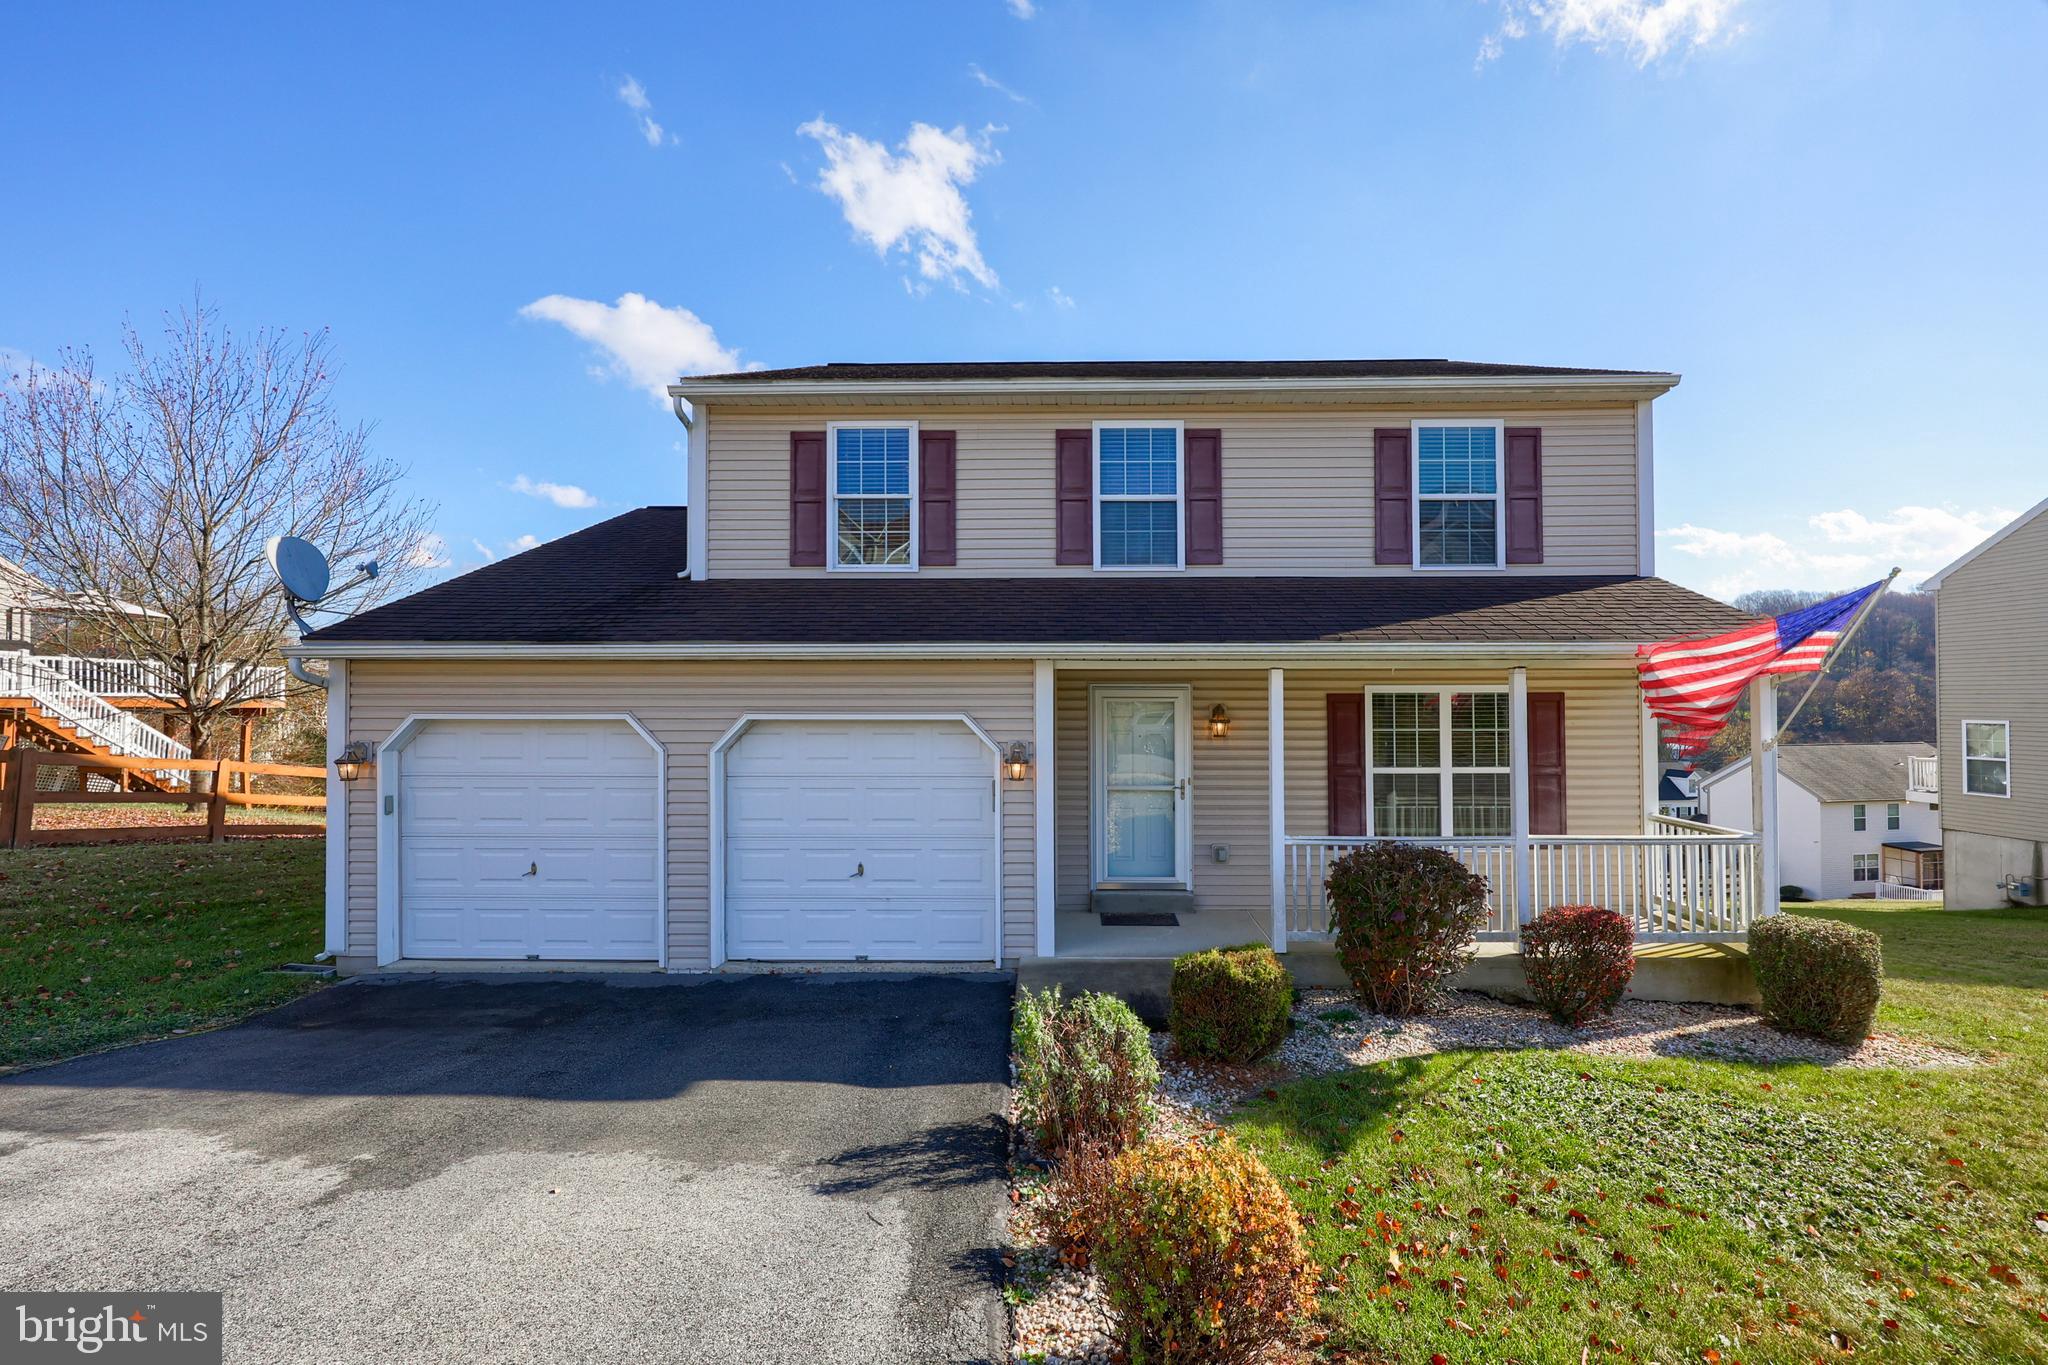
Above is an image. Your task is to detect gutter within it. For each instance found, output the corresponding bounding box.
[668,373,1680,403]
[285,639,1641,664]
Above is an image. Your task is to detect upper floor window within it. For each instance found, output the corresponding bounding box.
[1852,803,1867,831]
[1964,720,2010,797]
[830,422,916,570]
[1095,424,1183,570]
[1886,802,1901,830]
[1414,421,1503,569]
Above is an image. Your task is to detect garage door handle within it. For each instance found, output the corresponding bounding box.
[849,863,864,878]
[523,862,537,877]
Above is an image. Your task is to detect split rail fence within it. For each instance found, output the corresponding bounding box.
[0,749,326,848]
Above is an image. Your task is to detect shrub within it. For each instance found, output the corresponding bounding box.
[1013,987,1159,1153]
[1090,1136,1318,1364]
[1521,904,1635,1026]
[1750,914,1884,1044]
[1780,883,1811,903]
[1325,842,1491,1014]
[1042,1138,1120,1270]
[1168,943,1293,1063]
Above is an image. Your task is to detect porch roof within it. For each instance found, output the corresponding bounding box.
[304,507,1753,651]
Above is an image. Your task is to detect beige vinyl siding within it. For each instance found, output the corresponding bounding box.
[1936,509,2048,843]
[705,405,1641,577]
[343,660,1037,968]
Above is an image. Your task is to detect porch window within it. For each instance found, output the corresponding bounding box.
[1414,422,1503,569]
[1369,689,1511,838]
[1964,720,2008,797]
[829,423,917,569]
[1095,424,1183,569]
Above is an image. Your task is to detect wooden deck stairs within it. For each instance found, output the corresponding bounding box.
[1,653,189,792]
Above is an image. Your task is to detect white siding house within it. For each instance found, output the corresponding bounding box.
[1700,743,1940,900]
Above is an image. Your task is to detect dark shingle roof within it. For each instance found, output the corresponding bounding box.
[306,507,1753,648]
[1776,743,1937,804]
[679,359,1668,385]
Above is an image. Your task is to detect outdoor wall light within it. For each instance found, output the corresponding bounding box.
[1208,703,1231,739]
[1003,741,1033,781]
[334,741,374,782]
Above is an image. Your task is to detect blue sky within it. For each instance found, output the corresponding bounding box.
[4,1,2044,599]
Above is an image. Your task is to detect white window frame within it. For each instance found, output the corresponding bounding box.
[1851,852,1880,883]
[1852,802,1867,831]
[1963,719,2011,799]
[826,420,919,573]
[1411,418,1506,572]
[1365,686,1512,839]
[1886,802,1901,831]
[1092,419,1185,573]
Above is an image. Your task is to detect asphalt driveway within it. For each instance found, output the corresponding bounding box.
[0,972,1013,1364]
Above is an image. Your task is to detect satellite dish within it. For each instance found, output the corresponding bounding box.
[266,535,331,603]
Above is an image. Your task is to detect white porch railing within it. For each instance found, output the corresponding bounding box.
[1906,754,1938,801]
[1284,837,1518,941]
[21,653,288,702]
[1285,821,1764,946]
[0,652,191,766]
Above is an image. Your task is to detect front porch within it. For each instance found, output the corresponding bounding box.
[1030,659,1780,979]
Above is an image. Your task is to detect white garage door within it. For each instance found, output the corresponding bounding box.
[725,720,998,961]
[399,720,661,961]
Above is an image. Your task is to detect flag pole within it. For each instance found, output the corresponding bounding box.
[1767,567,1901,749]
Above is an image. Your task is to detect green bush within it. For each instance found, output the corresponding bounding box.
[1013,986,1159,1153]
[1325,842,1491,1014]
[1779,883,1811,903]
[1750,914,1884,1044]
[1521,904,1635,1026]
[1168,943,1293,1063]
[1090,1136,1318,1364]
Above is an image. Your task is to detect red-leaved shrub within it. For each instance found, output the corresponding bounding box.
[1325,842,1491,1014]
[1521,904,1635,1026]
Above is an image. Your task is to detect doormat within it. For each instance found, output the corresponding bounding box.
[1099,912,1181,927]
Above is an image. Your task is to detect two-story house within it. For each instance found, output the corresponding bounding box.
[1922,496,2048,910]
[294,359,1777,991]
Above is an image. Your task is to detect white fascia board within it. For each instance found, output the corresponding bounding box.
[667,373,1680,404]
[1920,494,2048,591]
[287,639,1640,664]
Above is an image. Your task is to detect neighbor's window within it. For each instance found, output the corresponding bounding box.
[1964,720,2010,797]
[1886,802,1901,831]
[1415,423,1503,568]
[1369,689,1511,838]
[1096,425,1182,568]
[1852,802,1867,831]
[1852,852,1880,883]
[831,424,915,569]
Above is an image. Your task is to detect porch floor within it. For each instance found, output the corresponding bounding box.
[1051,908,1271,959]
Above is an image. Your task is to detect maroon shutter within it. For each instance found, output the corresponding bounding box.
[1184,428,1223,565]
[1504,426,1544,564]
[1529,691,1567,835]
[1326,693,1367,836]
[1055,428,1093,565]
[789,431,827,567]
[919,430,957,566]
[1373,428,1413,565]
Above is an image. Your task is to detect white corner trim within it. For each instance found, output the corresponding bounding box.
[1033,661,1056,959]
[372,713,669,969]
[1635,399,1656,576]
[324,659,348,957]
[1267,668,1287,953]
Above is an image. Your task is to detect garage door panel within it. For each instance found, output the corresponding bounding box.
[399,720,660,962]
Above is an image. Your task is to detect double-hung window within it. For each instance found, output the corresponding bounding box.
[1095,423,1183,570]
[1964,720,2010,797]
[1852,852,1880,883]
[1886,802,1901,831]
[1368,689,1511,838]
[829,422,916,570]
[1414,421,1504,569]
[1852,803,1867,831]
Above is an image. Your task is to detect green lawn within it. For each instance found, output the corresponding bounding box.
[1231,904,2048,1363]
[0,840,327,1068]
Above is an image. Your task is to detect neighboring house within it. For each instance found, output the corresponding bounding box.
[1698,742,1941,900]
[294,358,1780,977]
[1923,497,2048,909]
[1657,765,1701,820]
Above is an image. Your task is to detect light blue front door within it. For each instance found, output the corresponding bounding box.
[1099,693,1183,882]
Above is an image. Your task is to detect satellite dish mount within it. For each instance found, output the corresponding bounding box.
[266,535,379,636]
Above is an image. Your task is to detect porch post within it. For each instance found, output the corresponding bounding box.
[1033,659,1056,959]
[1509,667,1533,930]
[1750,677,1781,919]
[1268,667,1287,953]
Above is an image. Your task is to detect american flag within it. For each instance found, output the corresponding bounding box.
[1638,580,1886,756]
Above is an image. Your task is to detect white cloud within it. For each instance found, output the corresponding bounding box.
[403,534,451,571]
[470,539,496,562]
[1659,503,2015,599]
[506,474,599,509]
[520,292,742,400]
[1481,0,1745,66]
[798,119,1000,292]
[506,533,543,554]
[616,75,671,147]
[1004,0,1035,16]
[1046,285,1075,310]
[968,63,1031,105]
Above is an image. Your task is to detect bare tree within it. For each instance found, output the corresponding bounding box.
[0,299,436,766]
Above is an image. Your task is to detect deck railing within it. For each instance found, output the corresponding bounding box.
[1285,821,1764,945]
[0,652,191,768]
[1906,754,1939,800]
[19,653,289,702]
